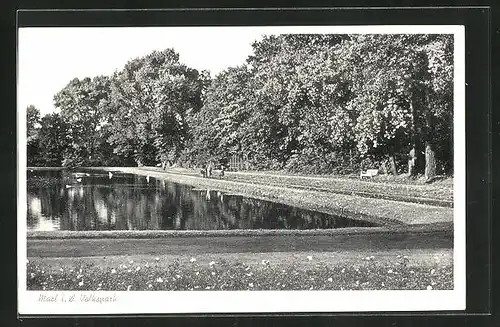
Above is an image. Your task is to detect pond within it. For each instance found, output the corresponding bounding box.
[26,169,379,231]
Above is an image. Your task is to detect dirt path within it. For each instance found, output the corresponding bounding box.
[28,227,452,258]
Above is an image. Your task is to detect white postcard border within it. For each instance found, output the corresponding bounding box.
[17,24,466,314]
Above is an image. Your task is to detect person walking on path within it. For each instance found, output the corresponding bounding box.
[220,164,225,178]
[200,164,207,178]
[207,162,213,178]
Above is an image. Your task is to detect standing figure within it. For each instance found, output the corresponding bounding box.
[220,164,225,178]
[207,162,213,178]
[408,147,417,177]
[200,164,207,178]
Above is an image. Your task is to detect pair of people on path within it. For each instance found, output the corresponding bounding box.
[200,163,213,178]
[200,162,225,178]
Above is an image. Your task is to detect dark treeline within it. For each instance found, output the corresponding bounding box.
[27,34,453,179]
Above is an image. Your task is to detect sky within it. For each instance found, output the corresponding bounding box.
[18,25,458,117]
[18,26,271,116]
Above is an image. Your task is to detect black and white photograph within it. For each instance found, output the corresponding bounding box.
[17,23,466,314]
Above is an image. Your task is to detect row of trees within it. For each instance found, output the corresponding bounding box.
[27,34,454,178]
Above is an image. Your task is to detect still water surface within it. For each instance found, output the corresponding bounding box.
[27,170,378,231]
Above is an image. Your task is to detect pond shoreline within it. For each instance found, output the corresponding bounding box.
[26,166,454,228]
[147,167,454,207]
[92,167,453,226]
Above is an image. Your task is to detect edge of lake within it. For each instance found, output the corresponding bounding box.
[94,167,454,226]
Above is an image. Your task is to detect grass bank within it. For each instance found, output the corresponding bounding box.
[98,167,453,226]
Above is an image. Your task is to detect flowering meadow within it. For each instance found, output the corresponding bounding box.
[27,254,452,291]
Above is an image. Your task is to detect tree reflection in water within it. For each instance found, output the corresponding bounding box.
[27,170,378,231]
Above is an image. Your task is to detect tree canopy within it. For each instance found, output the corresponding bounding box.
[27,34,454,178]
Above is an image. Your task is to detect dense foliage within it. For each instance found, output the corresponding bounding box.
[27,34,453,178]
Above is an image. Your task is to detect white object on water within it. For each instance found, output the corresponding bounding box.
[65,185,72,189]
[76,178,82,182]
[146,175,150,183]
[108,172,113,179]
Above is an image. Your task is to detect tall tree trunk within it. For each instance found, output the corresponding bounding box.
[422,84,436,182]
[409,92,419,176]
[388,154,397,175]
[408,95,422,176]
[424,142,436,181]
[135,157,143,167]
[408,147,416,176]
[409,77,428,176]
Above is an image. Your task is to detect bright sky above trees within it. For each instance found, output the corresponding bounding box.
[18,27,269,116]
[18,25,459,117]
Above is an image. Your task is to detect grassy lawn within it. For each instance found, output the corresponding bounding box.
[27,250,452,291]
[26,230,453,292]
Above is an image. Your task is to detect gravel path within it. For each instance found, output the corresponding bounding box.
[27,227,452,258]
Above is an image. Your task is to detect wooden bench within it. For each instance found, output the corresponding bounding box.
[360,169,379,178]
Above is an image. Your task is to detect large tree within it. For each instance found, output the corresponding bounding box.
[188,66,255,165]
[246,34,351,171]
[53,75,111,166]
[26,105,41,166]
[106,49,205,166]
[37,113,71,166]
[336,34,453,177]
[421,35,454,177]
